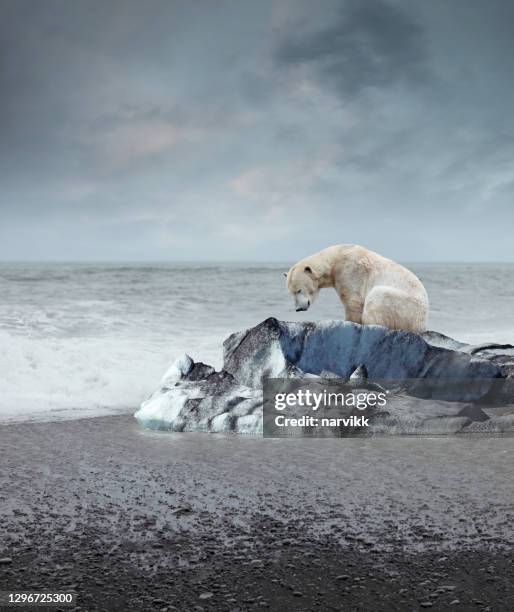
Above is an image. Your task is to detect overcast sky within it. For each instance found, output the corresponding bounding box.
[1,0,513,261]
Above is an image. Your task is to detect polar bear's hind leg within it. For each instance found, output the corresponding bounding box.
[362,285,427,333]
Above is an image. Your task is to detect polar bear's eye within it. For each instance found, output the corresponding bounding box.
[296,290,302,294]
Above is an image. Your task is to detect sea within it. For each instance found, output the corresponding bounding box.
[1,262,514,423]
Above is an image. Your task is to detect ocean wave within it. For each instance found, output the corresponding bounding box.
[0,329,222,423]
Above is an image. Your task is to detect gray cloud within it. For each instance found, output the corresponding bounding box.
[275,0,428,96]
[0,0,513,261]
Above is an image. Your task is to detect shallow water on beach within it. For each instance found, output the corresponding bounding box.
[1,262,514,422]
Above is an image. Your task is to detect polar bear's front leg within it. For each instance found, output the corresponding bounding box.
[338,293,364,324]
[344,306,363,325]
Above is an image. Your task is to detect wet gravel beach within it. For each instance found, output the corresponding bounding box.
[1,415,513,611]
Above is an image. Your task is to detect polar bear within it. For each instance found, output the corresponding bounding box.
[285,245,428,333]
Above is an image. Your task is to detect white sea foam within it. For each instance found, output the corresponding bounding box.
[0,331,215,422]
[1,262,513,423]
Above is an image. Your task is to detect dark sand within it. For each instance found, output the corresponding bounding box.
[1,415,513,611]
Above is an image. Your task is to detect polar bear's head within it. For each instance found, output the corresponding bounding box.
[285,264,319,311]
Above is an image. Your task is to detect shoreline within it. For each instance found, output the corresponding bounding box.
[0,406,137,427]
[1,414,513,609]
[3,409,514,437]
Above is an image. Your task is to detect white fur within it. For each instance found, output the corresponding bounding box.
[286,245,429,333]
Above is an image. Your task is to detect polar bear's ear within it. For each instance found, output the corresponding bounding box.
[304,266,313,274]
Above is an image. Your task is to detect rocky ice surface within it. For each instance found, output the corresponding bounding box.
[135,318,514,435]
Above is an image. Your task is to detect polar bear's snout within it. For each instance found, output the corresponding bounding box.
[294,290,311,311]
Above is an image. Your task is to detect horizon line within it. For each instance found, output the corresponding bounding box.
[1,259,514,265]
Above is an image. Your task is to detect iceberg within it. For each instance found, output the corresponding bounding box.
[135,318,514,435]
